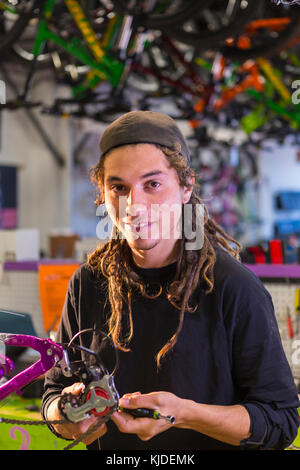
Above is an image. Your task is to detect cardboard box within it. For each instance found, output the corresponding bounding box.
[49,234,79,259]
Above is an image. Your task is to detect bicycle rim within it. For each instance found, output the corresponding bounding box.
[221,6,300,59]
[111,0,212,29]
[0,0,40,55]
[162,0,261,49]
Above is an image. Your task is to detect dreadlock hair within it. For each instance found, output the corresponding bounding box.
[88,143,242,369]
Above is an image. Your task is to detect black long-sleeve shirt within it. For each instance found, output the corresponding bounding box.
[41,249,300,450]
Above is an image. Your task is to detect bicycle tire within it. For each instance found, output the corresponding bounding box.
[0,0,42,56]
[111,0,212,29]
[7,0,113,71]
[162,0,261,49]
[220,7,300,60]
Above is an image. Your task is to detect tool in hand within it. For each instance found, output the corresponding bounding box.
[119,406,175,424]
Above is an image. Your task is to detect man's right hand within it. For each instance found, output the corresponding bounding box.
[46,382,107,445]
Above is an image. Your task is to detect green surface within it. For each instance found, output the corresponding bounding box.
[0,394,85,450]
[288,410,300,450]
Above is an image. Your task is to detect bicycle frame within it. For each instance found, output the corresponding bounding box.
[0,354,14,379]
[193,18,300,129]
[0,333,71,401]
[0,330,121,422]
[17,0,125,94]
[1,1,299,134]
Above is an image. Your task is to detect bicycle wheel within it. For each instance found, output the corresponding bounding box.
[273,41,300,79]
[221,3,300,60]
[162,0,261,49]
[7,0,114,76]
[111,0,212,29]
[0,0,41,56]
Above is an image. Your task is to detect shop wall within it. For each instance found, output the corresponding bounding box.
[68,119,107,241]
[0,77,73,255]
[257,140,300,241]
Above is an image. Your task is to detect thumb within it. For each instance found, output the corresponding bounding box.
[73,382,85,395]
[62,382,85,396]
[119,392,157,410]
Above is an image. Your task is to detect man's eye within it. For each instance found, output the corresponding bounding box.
[148,181,161,189]
[111,184,125,192]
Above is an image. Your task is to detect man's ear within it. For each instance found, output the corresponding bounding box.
[182,176,194,204]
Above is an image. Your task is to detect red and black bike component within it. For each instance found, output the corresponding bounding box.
[58,371,119,424]
[86,387,111,417]
[57,333,120,424]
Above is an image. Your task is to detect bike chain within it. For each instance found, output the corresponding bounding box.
[0,392,106,451]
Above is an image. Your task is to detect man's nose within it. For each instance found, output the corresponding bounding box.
[126,188,148,219]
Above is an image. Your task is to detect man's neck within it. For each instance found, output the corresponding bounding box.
[130,241,180,269]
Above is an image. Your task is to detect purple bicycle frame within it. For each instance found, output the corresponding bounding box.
[0,354,14,379]
[0,334,70,401]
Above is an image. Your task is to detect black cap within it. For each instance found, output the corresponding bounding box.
[99,110,190,164]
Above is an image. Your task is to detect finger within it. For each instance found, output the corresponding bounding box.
[112,409,167,442]
[123,391,142,397]
[62,382,85,396]
[71,416,107,443]
[77,413,102,433]
[82,422,107,445]
[111,409,151,433]
[111,410,134,426]
[69,422,107,444]
[119,392,159,410]
[121,391,142,400]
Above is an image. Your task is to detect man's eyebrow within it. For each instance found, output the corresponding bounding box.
[105,170,166,183]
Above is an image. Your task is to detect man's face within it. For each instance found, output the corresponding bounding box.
[103,143,192,253]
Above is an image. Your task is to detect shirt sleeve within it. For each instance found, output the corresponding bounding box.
[229,277,300,449]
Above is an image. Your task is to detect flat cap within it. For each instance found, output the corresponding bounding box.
[99,110,190,163]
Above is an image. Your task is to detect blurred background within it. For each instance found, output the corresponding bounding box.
[0,0,300,449]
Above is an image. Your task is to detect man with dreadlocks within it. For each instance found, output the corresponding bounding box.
[42,111,299,450]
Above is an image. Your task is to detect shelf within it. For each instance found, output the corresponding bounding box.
[246,263,300,281]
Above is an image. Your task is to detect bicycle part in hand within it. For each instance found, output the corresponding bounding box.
[59,371,119,423]
[119,406,175,424]
[0,331,119,422]
[0,331,119,449]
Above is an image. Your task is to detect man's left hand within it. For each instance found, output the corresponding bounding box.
[111,391,185,441]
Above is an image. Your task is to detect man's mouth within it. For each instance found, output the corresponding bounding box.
[124,222,153,232]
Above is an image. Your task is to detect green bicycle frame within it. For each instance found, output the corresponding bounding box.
[32,0,124,89]
[0,0,18,14]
